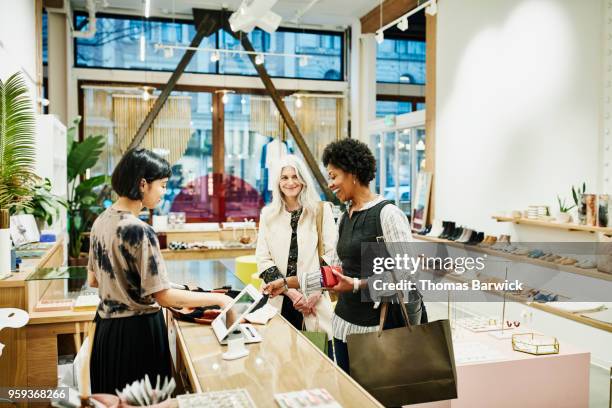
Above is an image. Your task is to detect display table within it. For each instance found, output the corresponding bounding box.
[172,315,383,407]
[414,326,590,408]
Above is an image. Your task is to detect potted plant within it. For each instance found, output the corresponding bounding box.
[556,196,574,223]
[0,73,38,276]
[66,117,109,265]
[18,178,67,231]
[572,182,586,225]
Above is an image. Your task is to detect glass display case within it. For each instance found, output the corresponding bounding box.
[26,266,98,313]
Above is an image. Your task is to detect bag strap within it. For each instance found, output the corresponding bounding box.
[316,201,324,259]
[373,200,412,333]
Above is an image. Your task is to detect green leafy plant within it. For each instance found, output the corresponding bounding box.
[66,117,109,260]
[0,73,37,212]
[557,196,575,213]
[571,182,586,207]
[19,178,67,227]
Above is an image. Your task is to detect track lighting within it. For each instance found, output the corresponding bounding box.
[396,17,408,31]
[425,0,437,16]
[255,53,265,65]
[375,30,384,44]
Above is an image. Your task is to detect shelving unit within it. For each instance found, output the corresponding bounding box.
[492,215,612,235]
[413,234,612,333]
[415,234,612,282]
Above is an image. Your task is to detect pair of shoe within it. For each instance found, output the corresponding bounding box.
[479,236,498,247]
[532,291,559,303]
[528,249,545,258]
[448,226,464,241]
[465,231,485,245]
[489,235,511,250]
[439,221,456,239]
[455,228,474,243]
[575,259,597,269]
[427,220,445,237]
[417,224,433,235]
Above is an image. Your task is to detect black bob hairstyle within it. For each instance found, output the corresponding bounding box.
[111,148,172,200]
[322,138,376,185]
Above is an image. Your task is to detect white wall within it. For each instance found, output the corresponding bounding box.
[435,0,603,241]
[0,0,38,103]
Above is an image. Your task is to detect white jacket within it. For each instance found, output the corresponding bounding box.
[256,202,338,338]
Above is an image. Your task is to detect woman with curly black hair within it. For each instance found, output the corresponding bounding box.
[321,138,424,375]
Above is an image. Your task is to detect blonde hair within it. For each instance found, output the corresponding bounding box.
[265,154,321,220]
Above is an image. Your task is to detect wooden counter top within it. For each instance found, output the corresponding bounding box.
[161,248,255,261]
[175,315,383,407]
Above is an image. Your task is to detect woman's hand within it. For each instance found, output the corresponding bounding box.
[331,269,356,293]
[262,278,286,298]
[304,292,321,316]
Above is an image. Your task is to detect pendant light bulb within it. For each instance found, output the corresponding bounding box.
[210,50,220,62]
[144,0,150,18]
[142,88,150,101]
[299,56,308,67]
[222,92,229,104]
[241,96,246,105]
[255,53,265,65]
[295,97,303,109]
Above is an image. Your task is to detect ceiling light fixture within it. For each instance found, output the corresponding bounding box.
[295,97,303,109]
[376,0,436,38]
[375,30,384,44]
[396,16,408,31]
[255,53,265,65]
[144,0,150,18]
[425,0,438,16]
[155,43,309,65]
[215,89,236,104]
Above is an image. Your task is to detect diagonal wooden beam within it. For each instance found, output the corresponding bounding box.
[360,0,419,34]
[127,10,222,150]
[226,28,338,203]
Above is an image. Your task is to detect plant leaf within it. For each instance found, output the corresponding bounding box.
[67,134,105,182]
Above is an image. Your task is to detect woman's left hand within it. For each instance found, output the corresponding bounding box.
[331,269,356,293]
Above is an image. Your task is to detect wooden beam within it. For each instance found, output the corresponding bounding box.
[228,29,337,203]
[212,92,225,222]
[127,11,222,150]
[360,0,419,34]
[424,13,436,224]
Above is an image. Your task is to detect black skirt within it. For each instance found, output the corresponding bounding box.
[90,310,172,394]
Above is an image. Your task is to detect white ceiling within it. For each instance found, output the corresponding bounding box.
[70,0,378,29]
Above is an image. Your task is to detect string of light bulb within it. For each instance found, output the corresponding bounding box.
[375,0,437,44]
[154,43,311,67]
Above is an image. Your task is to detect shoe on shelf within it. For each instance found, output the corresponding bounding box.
[466,231,482,245]
[559,257,578,265]
[480,236,496,247]
[575,259,597,269]
[427,220,444,237]
[456,228,473,243]
[448,227,464,241]
[440,221,455,239]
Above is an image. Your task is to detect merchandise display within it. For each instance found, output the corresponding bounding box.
[456,317,514,333]
[274,389,341,408]
[512,333,560,355]
[177,389,256,408]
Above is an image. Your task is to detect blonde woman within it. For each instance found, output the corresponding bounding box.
[257,155,337,359]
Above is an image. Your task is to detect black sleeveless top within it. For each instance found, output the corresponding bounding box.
[335,200,392,326]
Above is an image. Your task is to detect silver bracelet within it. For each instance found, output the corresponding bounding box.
[352,278,360,293]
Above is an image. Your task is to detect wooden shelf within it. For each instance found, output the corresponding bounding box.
[492,215,612,234]
[414,234,612,282]
[414,235,612,333]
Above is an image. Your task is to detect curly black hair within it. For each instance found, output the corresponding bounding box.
[322,138,376,185]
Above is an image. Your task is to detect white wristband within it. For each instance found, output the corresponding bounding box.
[353,278,360,293]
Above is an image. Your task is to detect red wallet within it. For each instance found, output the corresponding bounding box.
[321,265,341,288]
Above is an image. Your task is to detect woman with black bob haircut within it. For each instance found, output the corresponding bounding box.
[321,138,425,375]
[88,148,234,393]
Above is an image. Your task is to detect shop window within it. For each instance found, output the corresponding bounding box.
[376,37,425,84]
[375,100,413,118]
[74,13,217,73]
[74,12,343,81]
[81,85,346,222]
